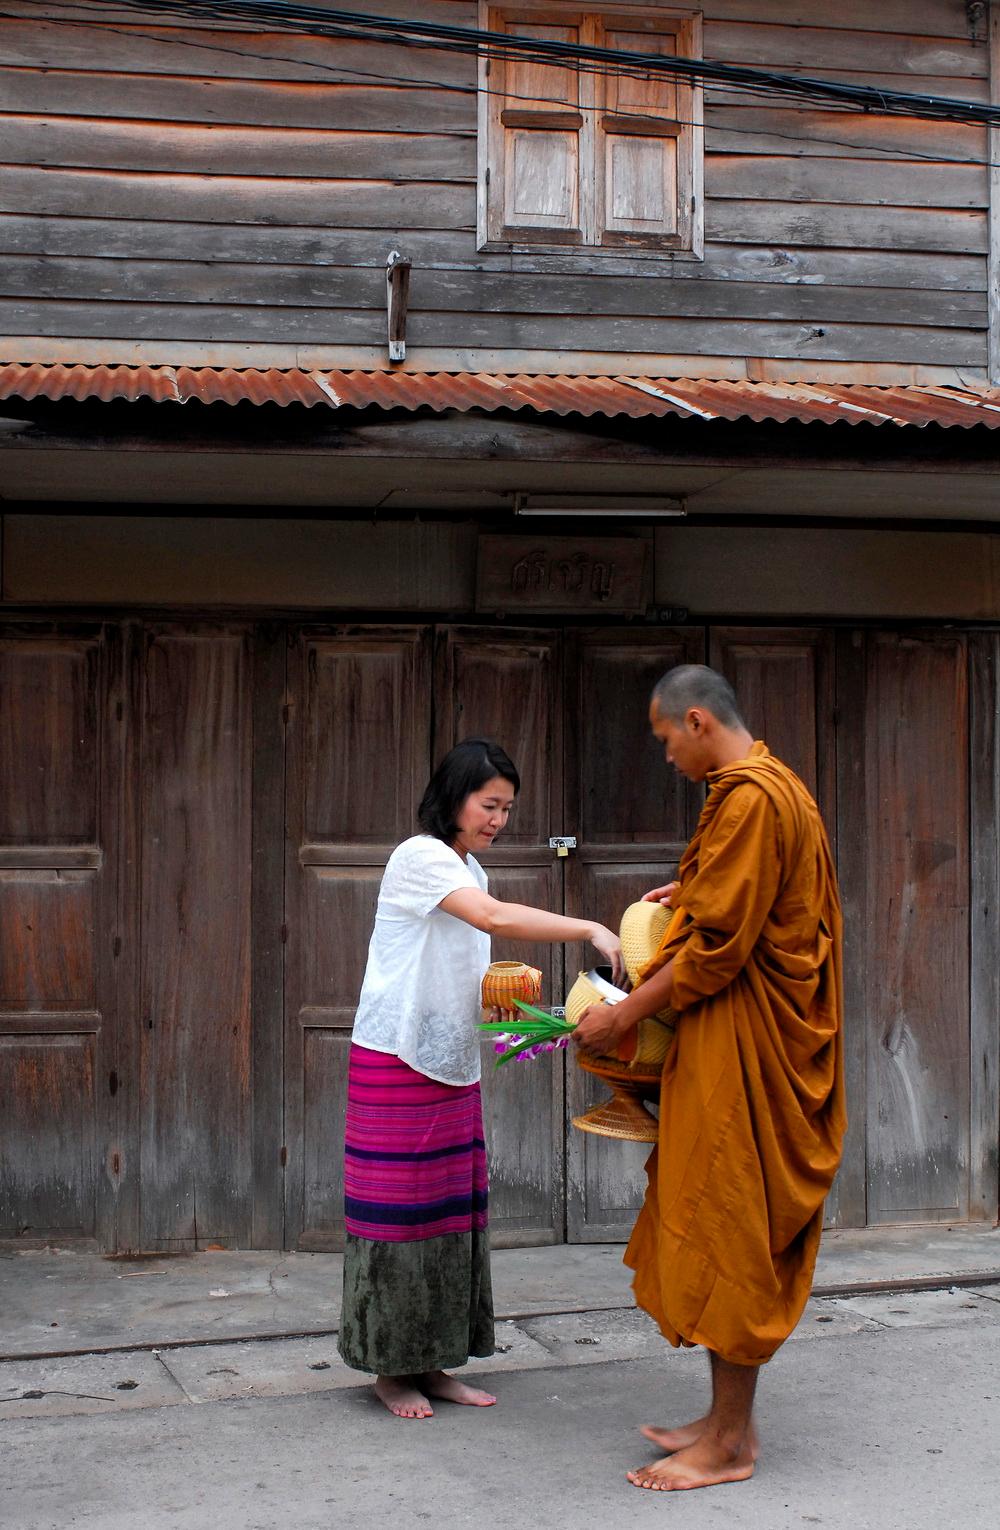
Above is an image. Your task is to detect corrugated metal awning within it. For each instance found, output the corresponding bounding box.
[3,363,1000,429]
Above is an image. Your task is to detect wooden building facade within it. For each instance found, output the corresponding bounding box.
[1,0,1000,1252]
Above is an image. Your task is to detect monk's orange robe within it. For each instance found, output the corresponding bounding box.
[625,741,846,1366]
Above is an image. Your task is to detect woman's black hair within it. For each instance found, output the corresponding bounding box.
[418,738,520,844]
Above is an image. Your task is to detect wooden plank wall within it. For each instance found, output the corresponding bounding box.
[0,0,991,378]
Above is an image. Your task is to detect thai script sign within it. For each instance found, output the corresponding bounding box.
[476,535,648,614]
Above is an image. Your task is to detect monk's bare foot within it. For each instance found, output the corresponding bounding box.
[641,1417,760,1460]
[374,1374,433,1419]
[421,1370,496,1407]
[627,1436,755,1492]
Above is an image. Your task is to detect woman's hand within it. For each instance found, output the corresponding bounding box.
[588,924,625,987]
[642,881,679,908]
[572,1001,631,1057]
[482,1004,516,1027]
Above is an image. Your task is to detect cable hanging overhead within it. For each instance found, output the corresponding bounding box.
[37,0,1000,130]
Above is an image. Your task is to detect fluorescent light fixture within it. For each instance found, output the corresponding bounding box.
[514,494,687,518]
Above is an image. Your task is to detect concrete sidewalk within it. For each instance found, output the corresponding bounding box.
[3,1287,999,1530]
[3,1223,999,1360]
[3,1229,999,1529]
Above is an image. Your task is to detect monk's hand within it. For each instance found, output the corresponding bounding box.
[642,881,679,907]
[572,1001,631,1057]
[587,924,626,987]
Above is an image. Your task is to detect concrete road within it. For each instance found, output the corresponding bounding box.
[3,1286,999,1530]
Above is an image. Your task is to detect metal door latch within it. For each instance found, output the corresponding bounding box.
[548,836,577,858]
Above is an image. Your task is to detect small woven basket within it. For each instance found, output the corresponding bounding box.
[481,960,542,1011]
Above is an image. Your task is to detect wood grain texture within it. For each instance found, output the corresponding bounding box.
[703,0,979,37]
[0,167,475,228]
[0,70,474,132]
[0,299,983,364]
[250,625,286,1250]
[434,625,565,1240]
[967,632,1000,1222]
[864,632,970,1224]
[709,627,836,837]
[989,2,1000,383]
[0,1034,97,1239]
[0,118,475,180]
[0,635,100,847]
[138,625,253,1247]
[282,626,432,1251]
[0,624,118,1248]
[0,2,990,375]
[703,19,987,76]
[564,626,704,1241]
[0,216,984,291]
[5,257,984,328]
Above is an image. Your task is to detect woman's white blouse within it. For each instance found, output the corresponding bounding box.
[351,834,490,1086]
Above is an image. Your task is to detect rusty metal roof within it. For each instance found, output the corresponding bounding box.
[3,363,1000,429]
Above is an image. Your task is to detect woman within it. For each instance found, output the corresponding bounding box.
[338,737,623,1419]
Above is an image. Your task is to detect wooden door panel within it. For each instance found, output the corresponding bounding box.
[302,640,426,850]
[574,639,700,847]
[0,871,97,1009]
[0,626,115,1248]
[299,866,384,1028]
[0,1034,97,1238]
[480,861,563,1245]
[565,858,678,1240]
[865,633,970,1223]
[138,627,253,1247]
[564,628,703,1242]
[435,629,561,849]
[712,626,853,1225]
[0,638,99,847]
[710,627,836,834]
[285,628,432,1251]
[300,1028,352,1250]
[435,629,565,1243]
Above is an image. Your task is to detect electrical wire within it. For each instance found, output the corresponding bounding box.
[3,1,997,175]
[18,0,1000,129]
[1,1,996,175]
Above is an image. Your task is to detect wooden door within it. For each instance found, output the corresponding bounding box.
[839,631,976,1225]
[136,624,255,1248]
[283,627,432,1250]
[563,627,705,1241]
[710,627,851,1219]
[434,628,566,1246]
[0,623,122,1246]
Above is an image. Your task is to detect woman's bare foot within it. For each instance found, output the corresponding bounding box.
[627,1435,755,1492]
[641,1417,760,1460]
[421,1370,496,1407]
[373,1374,433,1419]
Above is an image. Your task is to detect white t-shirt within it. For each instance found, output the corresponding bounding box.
[352,834,490,1086]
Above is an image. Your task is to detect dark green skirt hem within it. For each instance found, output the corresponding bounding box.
[337,1228,494,1376]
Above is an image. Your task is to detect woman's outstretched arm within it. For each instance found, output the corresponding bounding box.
[440,888,624,985]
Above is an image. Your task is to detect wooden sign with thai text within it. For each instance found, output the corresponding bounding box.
[476,535,648,614]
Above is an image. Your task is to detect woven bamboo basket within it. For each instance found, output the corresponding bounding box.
[481,960,542,1012]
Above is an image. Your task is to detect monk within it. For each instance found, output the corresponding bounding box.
[573,663,846,1493]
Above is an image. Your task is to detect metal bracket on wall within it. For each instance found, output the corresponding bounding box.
[386,250,411,363]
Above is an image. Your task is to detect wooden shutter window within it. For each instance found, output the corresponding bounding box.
[481,7,702,256]
[496,20,584,240]
[597,24,685,245]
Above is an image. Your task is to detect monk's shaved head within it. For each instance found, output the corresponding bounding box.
[651,664,745,729]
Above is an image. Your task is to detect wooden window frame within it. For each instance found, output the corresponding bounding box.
[478,1,703,260]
